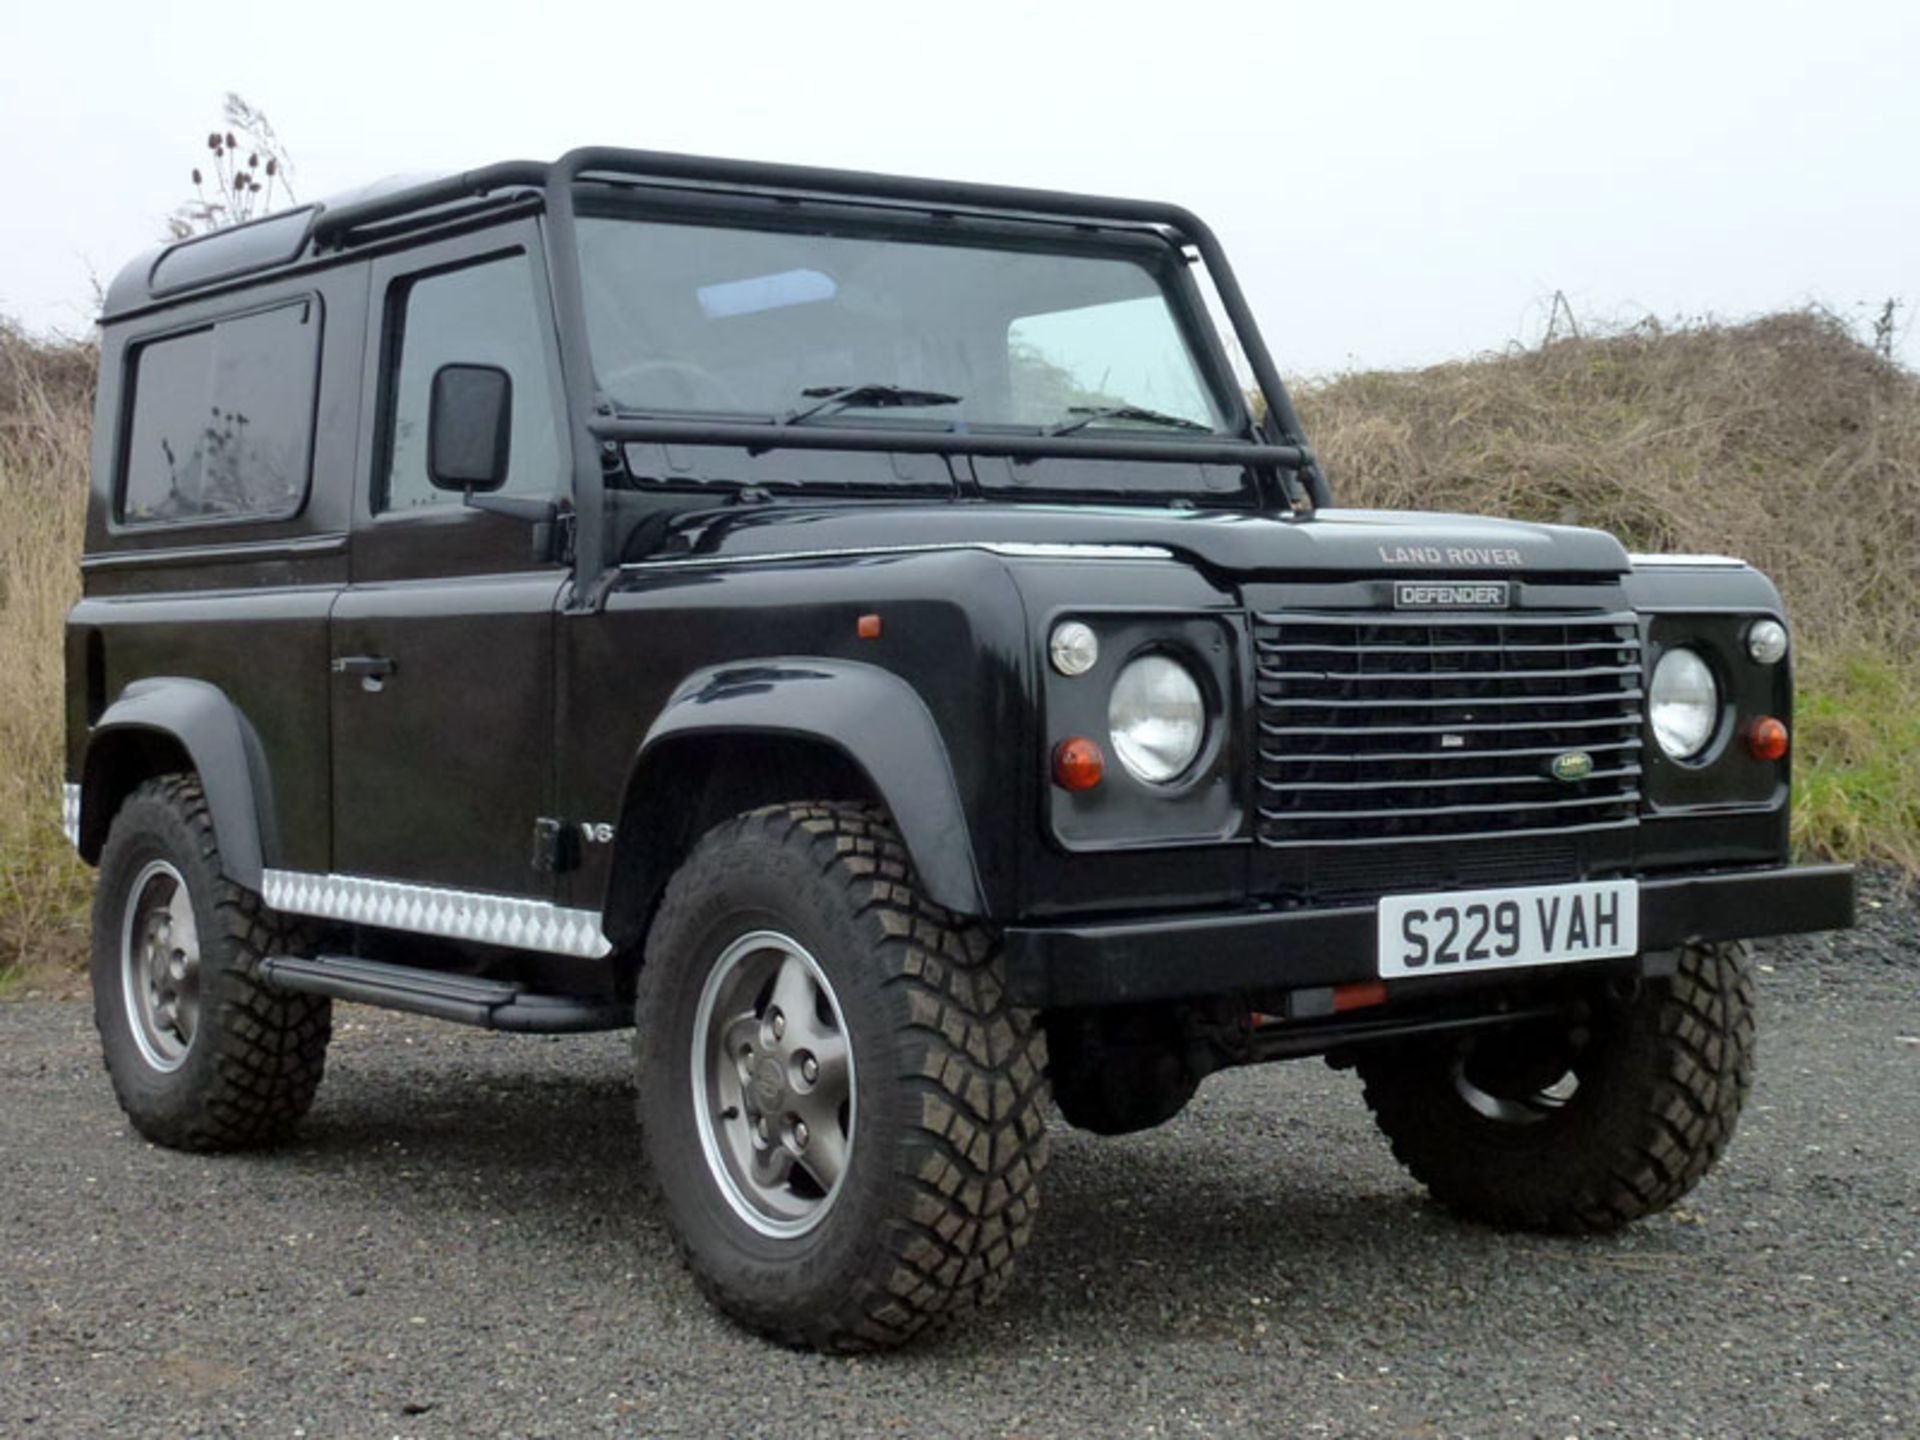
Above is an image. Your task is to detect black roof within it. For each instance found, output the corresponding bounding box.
[103,166,540,320]
[96,146,1331,510]
[101,147,1221,322]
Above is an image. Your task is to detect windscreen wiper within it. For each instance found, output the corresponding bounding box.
[1045,404,1211,437]
[781,383,963,426]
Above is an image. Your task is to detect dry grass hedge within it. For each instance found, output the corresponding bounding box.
[0,322,94,976]
[1297,312,1920,656]
[0,309,1914,979]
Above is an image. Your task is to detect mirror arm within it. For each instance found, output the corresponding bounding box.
[464,491,569,566]
[463,491,556,523]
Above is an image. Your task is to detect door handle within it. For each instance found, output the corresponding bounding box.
[332,655,396,691]
[332,655,396,678]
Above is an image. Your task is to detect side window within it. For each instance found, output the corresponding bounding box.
[382,254,562,511]
[120,300,319,526]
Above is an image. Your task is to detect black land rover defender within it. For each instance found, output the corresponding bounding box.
[66,148,1853,1351]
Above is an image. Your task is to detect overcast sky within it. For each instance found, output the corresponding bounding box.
[4,0,1915,374]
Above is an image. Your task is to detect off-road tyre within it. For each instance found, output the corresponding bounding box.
[92,774,332,1151]
[1355,942,1755,1233]
[635,802,1050,1352]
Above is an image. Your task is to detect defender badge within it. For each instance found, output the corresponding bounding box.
[1392,580,1511,610]
[1551,751,1595,782]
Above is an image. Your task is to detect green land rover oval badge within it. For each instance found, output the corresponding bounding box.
[1551,751,1595,782]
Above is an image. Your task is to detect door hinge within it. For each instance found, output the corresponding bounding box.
[531,817,582,874]
[524,503,576,567]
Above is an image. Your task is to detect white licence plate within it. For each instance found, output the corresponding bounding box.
[1376,880,1639,979]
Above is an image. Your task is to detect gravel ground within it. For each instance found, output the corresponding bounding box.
[2,869,1914,1439]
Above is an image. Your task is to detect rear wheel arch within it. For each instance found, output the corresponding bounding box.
[78,680,272,891]
[80,728,193,860]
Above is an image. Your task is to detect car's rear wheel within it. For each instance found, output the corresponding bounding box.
[91,774,332,1152]
[1354,943,1755,1232]
[636,802,1050,1351]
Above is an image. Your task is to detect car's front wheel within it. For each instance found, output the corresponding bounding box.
[635,803,1050,1351]
[1354,943,1755,1232]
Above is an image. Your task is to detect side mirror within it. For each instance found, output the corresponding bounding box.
[427,363,513,493]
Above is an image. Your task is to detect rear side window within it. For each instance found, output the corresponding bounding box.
[119,299,320,526]
[381,254,562,512]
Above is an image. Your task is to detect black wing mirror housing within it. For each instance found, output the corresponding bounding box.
[427,363,513,493]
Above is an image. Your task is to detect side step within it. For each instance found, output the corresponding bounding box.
[258,954,630,1034]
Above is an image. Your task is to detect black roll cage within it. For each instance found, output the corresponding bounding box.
[311,147,1331,580]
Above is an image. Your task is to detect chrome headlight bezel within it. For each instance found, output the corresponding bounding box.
[1648,645,1721,760]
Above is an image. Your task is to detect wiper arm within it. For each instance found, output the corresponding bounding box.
[1045,404,1211,437]
[781,383,963,426]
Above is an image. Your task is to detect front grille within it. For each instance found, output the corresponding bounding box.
[1253,610,1643,849]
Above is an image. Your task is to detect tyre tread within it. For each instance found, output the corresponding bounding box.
[1358,943,1754,1234]
[640,801,1049,1352]
[95,774,331,1153]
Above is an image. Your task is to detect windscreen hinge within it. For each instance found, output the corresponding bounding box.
[533,504,576,566]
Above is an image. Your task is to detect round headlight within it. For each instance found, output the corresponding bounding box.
[1049,620,1099,677]
[1108,655,1206,783]
[1649,647,1719,759]
[1747,619,1788,666]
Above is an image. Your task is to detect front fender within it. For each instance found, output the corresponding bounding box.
[80,678,272,889]
[634,658,984,915]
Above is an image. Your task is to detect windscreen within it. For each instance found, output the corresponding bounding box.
[576,215,1231,437]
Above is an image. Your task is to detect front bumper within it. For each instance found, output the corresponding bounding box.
[1003,864,1855,1009]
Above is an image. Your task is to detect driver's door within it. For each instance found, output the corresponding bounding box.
[330,224,570,899]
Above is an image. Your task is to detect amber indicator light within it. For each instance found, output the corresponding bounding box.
[856,613,882,640]
[1747,716,1789,762]
[1052,737,1105,791]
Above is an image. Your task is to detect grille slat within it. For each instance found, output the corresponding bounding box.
[1253,610,1641,629]
[1260,791,1641,823]
[1263,712,1641,738]
[1254,610,1644,849]
[1259,766,1640,794]
[1284,816,1636,850]
[1258,739,1640,765]
[1257,689,1644,711]
[1278,664,1640,684]
[1258,639,1636,657]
